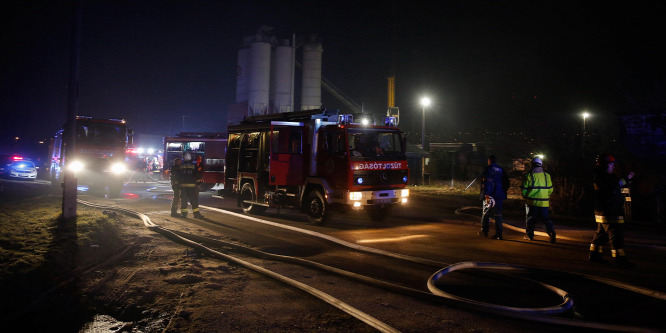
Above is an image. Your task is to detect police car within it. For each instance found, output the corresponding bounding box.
[2,157,38,180]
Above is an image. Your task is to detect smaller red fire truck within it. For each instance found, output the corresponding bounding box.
[223,109,409,224]
[162,132,227,190]
[49,116,133,197]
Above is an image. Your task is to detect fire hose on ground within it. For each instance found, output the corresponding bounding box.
[79,200,663,333]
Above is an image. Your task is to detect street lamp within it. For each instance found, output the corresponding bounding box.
[582,112,590,136]
[420,97,431,149]
[581,111,590,162]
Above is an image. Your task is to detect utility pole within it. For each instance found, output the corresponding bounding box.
[62,0,82,220]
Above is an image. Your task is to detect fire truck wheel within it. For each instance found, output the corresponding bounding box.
[306,189,329,225]
[240,183,266,215]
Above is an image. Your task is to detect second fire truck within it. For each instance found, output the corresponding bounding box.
[49,116,132,197]
[223,109,409,224]
[162,132,227,190]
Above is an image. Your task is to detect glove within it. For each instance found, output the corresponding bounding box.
[484,195,495,209]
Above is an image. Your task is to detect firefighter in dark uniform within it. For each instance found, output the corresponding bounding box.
[194,155,204,186]
[589,153,634,267]
[479,155,510,240]
[169,158,182,217]
[178,153,204,219]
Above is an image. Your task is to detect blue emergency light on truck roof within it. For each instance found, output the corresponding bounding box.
[337,114,353,124]
[383,116,398,127]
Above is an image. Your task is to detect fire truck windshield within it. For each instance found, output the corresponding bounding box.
[347,129,404,159]
[76,121,126,146]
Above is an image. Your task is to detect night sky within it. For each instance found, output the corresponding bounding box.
[1,0,664,153]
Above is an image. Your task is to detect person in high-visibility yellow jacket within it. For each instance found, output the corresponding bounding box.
[521,157,556,243]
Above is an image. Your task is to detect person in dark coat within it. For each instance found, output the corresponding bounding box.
[177,153,204,219]
[479,155,510,240]
[169,158,182,217]
[589,153,634,267]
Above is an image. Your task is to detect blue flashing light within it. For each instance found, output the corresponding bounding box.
[402,176,408,182]
[357,177,364,184]
[383,116,397,127]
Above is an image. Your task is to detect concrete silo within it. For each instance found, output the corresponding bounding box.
[248,36,271,115]
[271,38,294,113]
[300,40,323,110]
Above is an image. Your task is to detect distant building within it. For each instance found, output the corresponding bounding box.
[619,112,666,162]
[512,158,531,172]
[427,143,485,181]
[407,143,430,185]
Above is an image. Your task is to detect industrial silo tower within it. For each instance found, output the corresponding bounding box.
[231,28,323,121]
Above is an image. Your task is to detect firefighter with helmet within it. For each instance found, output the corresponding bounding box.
[521,157,556,243]
[169,158,182,217]
[176,152,204,219]
[589,153,634,267]
[478,155,510,240]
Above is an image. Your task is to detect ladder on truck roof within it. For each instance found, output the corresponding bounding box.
[240,108,335,124]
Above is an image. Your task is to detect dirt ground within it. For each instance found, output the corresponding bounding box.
[2,205,386,333]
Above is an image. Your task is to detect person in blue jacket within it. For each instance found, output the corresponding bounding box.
[479,155,510,240]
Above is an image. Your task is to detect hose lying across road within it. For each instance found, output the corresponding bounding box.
[79,200,400,333]
[79,200,663,333]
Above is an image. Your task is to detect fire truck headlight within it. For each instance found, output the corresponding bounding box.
[356,177,364,184]
[110,162,127,174]
[401,189,409,197]
[349,192,362,201]
[401,197,408,204]
[69,160,84,173]
[353,201,362,207]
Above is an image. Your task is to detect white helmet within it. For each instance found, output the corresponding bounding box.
[183,152,192,161]
[532,157,543,166]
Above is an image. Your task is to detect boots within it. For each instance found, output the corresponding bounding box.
[589,251,607,263]
[194,212,205,219]
[548,231,557,244]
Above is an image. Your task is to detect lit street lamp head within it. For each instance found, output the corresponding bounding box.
[421,97,431,107]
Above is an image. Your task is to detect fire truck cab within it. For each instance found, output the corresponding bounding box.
[224,109,409,224]
[49,116,132,197]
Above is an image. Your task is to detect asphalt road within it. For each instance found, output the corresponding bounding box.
[4,178,666,331]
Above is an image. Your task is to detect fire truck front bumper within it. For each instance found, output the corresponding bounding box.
[346,189,409,209]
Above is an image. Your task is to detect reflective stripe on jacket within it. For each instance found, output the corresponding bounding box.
[593,171,627,223]
[177,163,198,187]
[521,168,553,207]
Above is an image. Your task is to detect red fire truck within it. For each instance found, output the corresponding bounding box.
[49,116,132,197]
[223,109,409,224]
[162,132,227,190]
